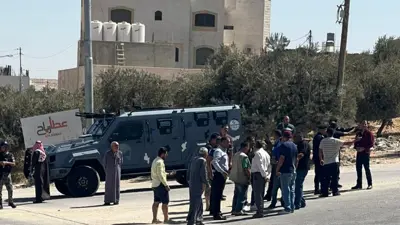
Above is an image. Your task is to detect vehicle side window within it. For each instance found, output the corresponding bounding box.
[213,111,228,125]
[194,112,209,127]
[157,119,172,135]
[110,121,143,141]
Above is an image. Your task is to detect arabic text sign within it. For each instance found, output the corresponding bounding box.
[20,109,83,148]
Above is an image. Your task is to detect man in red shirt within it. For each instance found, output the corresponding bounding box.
[352,120,374,190]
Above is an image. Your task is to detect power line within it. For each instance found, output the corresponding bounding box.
[291,33,311,42]
[23,44,74,59]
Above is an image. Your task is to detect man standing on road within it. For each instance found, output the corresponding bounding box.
[277,116,296,134]
[294,132,311,210]
[319,128,352,197]
[352,120,374,190]
[267,130,284,209]
[186,147,210,225]
[250,140,271,218]
[103,141,123,206]
[329,120,355,188]
[230,142,251,216]
[210,137,230,220]
[312,125,327,195]
[206,133,221,211]
[30,140,50,204]
[151,147,171,224]
[0,141,16,209]
[276,131,297,214]
[219,125,233,201]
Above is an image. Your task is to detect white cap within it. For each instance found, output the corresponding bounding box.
[199,147,208,155]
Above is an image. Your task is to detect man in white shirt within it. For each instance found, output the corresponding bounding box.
[250,140,272,218]
[319,128,352,197]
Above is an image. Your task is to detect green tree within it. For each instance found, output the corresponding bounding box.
[95,68,173,112]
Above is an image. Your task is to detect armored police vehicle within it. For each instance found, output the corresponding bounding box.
[31,105,242,197]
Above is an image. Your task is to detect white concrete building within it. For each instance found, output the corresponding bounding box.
[81,0,271,68]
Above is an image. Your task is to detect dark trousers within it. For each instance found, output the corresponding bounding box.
[338,152,341,182]
[252,172,266,215]
[356,153,372,187]
[232,183,249,213]
[294,170,308,208]
[187,193,203,225]
[265,164,276,200]
[314,160,322,191]
[321,163,339,195]
[210,172,226,216]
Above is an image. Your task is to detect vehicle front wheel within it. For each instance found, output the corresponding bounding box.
[55,179,71,196]
[175,171,188,186]
[66,165,100,197]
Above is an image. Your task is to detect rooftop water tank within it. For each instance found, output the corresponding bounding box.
[91,20,103,41]
[103,21,117,42]
[117,22,131,42]
[131,23,145,43]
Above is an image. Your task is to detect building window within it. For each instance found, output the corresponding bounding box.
[155,10,162,21]
[196,47,214,66]
[110,8,132,23]
[224,25,234,30]
[175,48,179,62]
[194,13,216,27]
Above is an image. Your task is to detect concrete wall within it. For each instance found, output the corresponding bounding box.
[58,65,202,93]
[81,0,271,67]
[0,75,30,91]
[190,0,225,67]
[224,0,271,53]
[87,0,191,67]
[30,78,58,90]
[78,40,175,67]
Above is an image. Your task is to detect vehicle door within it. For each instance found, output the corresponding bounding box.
[107,120,146,168]
[146,117,183,165]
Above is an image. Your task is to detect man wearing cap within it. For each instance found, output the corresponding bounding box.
[277,116,296,134]
[0,141,17,209]
[186,147,210,225]
[276,131,298,214]
[312,125,327,195]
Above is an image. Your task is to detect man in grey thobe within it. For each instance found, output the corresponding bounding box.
[103,141,123,205]
[186,147,209,225]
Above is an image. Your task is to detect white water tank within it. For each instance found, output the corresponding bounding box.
[103,21,117,41]
[131,23,145,43]
[91,20,103,41]
[117,22,131,42]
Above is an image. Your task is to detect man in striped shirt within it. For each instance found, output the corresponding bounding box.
[319,128,352,197]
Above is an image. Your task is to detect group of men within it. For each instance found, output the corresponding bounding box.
[181,116,375,225]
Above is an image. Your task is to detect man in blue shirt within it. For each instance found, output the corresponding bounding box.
[267,130,284,209]
[276,131,298,214]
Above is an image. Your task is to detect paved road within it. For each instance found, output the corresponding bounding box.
[1,164,399,225]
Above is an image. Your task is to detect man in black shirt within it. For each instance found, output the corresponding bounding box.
[294,132,311,210]
[0,141,16,209]
[312,125,327,195]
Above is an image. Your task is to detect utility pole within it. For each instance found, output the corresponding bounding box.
[337,0,350,112]
[84,0,94,127]
[308,30,313,48]
[18,47,22,92]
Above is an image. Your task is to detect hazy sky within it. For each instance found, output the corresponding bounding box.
[0,0,398,79]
